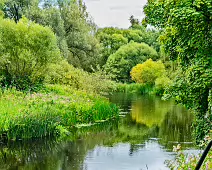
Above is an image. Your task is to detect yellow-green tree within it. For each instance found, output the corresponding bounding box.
[131,59,166,85]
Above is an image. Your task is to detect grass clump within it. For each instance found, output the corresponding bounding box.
[0,85,119,140]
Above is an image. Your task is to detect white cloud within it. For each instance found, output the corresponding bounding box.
[84,0,147,28]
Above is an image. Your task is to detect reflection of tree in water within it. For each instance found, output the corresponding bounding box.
[107,92,138,112]
[108,93,194,154]
[0,121,119,170]
[131,96,173,127]
[0,94,195,169]
[159,106,194,149]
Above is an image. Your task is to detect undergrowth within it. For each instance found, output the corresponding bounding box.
[0,85,119,140]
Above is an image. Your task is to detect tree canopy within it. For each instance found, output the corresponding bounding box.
[105,42,158,82]
[131,59,166,85]
[96,26,161,67]
[1,0,101,72]
[144,0,212,141]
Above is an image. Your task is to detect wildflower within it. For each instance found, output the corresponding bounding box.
[173,144,181,152]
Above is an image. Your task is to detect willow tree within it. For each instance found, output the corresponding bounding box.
[144,0,212,141]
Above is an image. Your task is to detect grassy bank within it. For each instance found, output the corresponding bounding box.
[115,83,164,96]
[0,84,119,140]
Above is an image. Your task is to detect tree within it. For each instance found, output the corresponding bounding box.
[59,0,101,72]
[0,17,60,90]
[129,15,139,27]
[96,26,161,67]
[105,42,158,82]
[2,0,37,23]
[131,59,166,85]
[1,0,101,72]
[144,0,212,141]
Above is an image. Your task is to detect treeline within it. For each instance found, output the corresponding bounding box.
[0,0,167,92]
[1,0,101,71]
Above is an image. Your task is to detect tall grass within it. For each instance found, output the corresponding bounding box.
[0,85,119,140]
[114,83,166,96]
[115,83,154,95]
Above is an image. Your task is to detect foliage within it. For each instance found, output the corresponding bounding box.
[0,17,60,91]
[115,83,154,95]
[2,0,33,23]
[105,42,158,82]
[96,26,161,66]
[166,133,212,170]
[0,85,119,140]
[1,0,101,72]
[45,59,117,95]
[154,76,172,95]
[144,0,212,141]
[131,59,166,85]
[59,0,101,71]
[96,30,128,65]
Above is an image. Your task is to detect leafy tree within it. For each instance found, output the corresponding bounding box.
[59,0,101,72]
[96,31,128,66]
[131,59,166,85]
[144,0,212,141]
[0,17,60,90]
[96,26,161,66]
[1,0,101,72]
[105,42,158,82]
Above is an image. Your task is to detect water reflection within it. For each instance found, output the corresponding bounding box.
[0,93,195,170]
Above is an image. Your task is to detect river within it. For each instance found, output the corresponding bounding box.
[0,93,197,170]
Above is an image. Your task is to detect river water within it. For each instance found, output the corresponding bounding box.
[0,93,196,170]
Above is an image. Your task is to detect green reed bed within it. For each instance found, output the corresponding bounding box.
[0,85,119,140]
[115,83,154,95]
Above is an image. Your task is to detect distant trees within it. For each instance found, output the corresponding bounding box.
[1,0,101,72]
[105,42,158,82]
[96,26,161,67]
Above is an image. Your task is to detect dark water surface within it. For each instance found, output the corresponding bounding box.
[0,93,196,170]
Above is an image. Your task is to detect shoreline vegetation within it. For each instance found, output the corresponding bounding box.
[0,0,211,168]
[0,84,119,141]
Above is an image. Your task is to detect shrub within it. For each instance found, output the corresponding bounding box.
[131,59,166,85]
[105,42,158,82]
[45,60,117,94]
[154,76,172,95]
[0,17,60,91]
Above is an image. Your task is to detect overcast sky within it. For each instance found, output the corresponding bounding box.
[83,0,147,28]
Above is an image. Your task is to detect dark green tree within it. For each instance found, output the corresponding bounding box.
[144,0,212,141]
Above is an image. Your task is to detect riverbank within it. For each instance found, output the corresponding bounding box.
[0,84,119,140]
[115,83,165,96]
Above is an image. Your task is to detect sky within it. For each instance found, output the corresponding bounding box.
[83,0,147,28]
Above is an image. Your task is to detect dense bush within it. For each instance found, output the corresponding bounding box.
[130,59,166,85]
[0,17,60,91]
[45,60,116,94]
[105,42,158,82]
